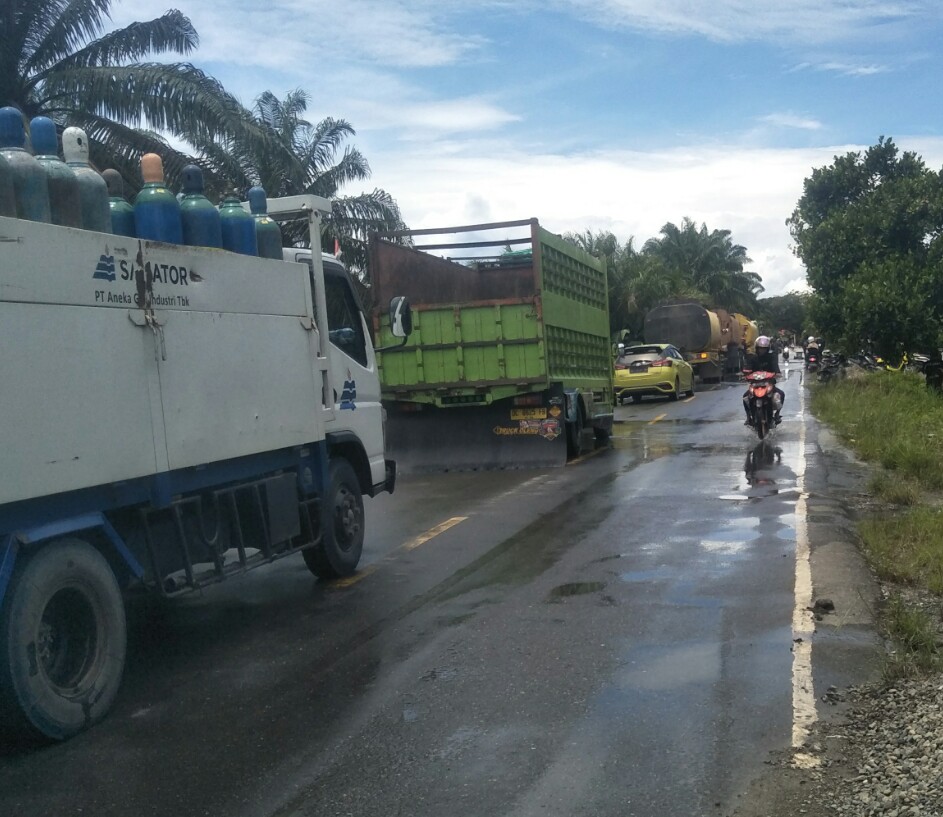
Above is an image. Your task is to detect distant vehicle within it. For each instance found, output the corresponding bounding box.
[370,219,613,470]
[614,343,695,404]
[643,302,757,382]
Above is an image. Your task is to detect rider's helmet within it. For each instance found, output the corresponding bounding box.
[756,335,771,350]
[808,336,815,343]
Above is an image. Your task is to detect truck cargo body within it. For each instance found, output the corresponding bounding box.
[370,219,613,471]
[0,197,402,742]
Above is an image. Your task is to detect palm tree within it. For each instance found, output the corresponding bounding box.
[196,89,406,283]
[643,218,763,313]
[0,0,265,185]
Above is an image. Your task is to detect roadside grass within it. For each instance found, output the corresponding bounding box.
[881,594,942,680]
[811,371,943,489]
[811,371,943,675]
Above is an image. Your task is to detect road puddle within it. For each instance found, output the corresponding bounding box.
[546,581,606,601]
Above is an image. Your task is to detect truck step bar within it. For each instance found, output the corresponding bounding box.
[139,474,321,597]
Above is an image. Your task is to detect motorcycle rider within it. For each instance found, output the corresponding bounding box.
[743,335,785,426]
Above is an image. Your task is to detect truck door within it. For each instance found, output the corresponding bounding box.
[321,260,387,488]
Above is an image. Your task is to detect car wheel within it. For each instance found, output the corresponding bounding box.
[669,378,680,401]
[688,375,696,396]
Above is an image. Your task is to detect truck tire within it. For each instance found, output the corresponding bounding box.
[566,405,584,459]
[0,538,127,742]
[302,458,364,579]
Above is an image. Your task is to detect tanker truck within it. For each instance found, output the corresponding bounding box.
[0,194,410,742]
[643,302,757,381]
[369,219,613,473]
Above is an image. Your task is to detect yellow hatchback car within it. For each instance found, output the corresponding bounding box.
[614,343,696,404]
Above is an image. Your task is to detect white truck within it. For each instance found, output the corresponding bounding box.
[0,195,410,742]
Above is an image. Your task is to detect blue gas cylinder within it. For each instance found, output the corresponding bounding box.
[248,186,283,259]
[219,192,258,256]
[134,153,183,243]
[62,127,111,233]
[0,152,16,217]
[179,165,222,248]
[102,170,136,237]
[0,107,51,222]
[30,116,83,228]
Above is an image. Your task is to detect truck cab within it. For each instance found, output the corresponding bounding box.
[283,249,392,497]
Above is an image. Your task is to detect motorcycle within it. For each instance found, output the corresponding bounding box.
[805,348,821,372]
[744,370,779,440]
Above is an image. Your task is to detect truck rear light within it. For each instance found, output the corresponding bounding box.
[512,394,544,406]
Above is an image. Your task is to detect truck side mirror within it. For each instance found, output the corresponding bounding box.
[389,296,412,338]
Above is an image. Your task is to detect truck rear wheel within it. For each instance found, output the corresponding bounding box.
[0,538,127,742]
[302,458,365,579]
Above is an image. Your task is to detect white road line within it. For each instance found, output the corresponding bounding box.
[791,382,819,767]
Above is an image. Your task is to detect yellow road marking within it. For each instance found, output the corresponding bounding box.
[403,516,467,550]
[332,564,378,588]
[569,447,607,464]
[648,413,667,425]
[684,394,697,403]
[331,516,468,588]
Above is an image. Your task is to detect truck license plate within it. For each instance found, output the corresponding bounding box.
[511,408,548,420]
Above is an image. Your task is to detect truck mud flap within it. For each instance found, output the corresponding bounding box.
[385,400,568,474]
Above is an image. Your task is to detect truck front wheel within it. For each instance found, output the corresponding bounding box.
[302,458,365,579]
[0,538,127,742]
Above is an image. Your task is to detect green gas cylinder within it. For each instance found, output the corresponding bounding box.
[134,153,182,243]
[31,116,83,228]
[102,170,136,237]
[248,186,283,259]
[219,192,258,256]
[62,127,111,233]
[0,107,51,222]
[179,165,222,248]
[0,152,15,217]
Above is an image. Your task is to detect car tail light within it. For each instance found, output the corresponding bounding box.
[614,362,628,370]
[650,358,671,367]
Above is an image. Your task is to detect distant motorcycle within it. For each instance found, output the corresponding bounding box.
[805,348,821,372]
[744,370,778,440]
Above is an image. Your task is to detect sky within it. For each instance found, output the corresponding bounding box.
[110,0,943,296]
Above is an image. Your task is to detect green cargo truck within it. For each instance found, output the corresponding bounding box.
[370,218,613,473]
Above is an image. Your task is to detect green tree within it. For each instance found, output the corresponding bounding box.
[197,89,406,281]
[642,218,763,313]
[787,137,943,356]
[0,0,263,184]
[755,292,811,340]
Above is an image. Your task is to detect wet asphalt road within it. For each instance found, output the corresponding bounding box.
[0,363,877,817]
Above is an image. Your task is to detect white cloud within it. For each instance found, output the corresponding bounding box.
[356,98,522,136]
[110,0,486,71]
[360,137,943,298]
[760,113,823,131]
[558,0,935,45]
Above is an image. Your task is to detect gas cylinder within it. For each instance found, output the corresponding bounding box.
[0,152,16,217]
[219,192,258,256]
[134,153,182,243]
[62,127,111,233]
[30,116,83,228]
[248,186,283,259]
[179,165,222,248]
[0,107,51,222]
[102,170,136,237]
